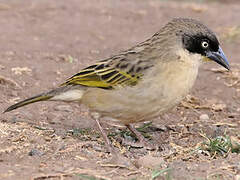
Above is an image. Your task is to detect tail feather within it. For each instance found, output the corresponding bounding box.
[4,85,85,113]
[4,94,53,113]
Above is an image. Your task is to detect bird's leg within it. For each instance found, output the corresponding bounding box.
[126,124,156,150]
[91,112,116,155]
[91,113,133,168]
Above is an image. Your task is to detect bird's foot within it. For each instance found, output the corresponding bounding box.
[126,124,157,150]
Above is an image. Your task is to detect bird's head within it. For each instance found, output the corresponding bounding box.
[165,18,230,70]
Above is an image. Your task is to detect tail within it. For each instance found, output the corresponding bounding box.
[4,93,53,113]
[4,85,84,113]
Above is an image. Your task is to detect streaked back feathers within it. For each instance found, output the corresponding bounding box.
[61,58,144,89]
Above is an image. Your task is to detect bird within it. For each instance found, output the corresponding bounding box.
[4,18,230,155]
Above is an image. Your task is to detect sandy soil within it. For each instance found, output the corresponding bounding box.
[0,0,240,179]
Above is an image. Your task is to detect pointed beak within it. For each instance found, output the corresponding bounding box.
[206,47,230,70]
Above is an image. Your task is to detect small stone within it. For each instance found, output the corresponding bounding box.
[199,114,209,121]
[28,149,44,156]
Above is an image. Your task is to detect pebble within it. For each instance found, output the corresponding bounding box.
[199,114,209,121]
[28,149,44,156]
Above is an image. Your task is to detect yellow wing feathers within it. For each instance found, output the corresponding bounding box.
[62,59,144,89]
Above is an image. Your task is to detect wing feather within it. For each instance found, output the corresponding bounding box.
[61,59,143,89]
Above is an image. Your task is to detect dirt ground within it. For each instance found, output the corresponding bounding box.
[0,0,240,179]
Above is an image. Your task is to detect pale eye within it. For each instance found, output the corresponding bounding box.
[201,41,209,49]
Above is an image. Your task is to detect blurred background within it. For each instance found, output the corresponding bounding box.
[0,0,239,179]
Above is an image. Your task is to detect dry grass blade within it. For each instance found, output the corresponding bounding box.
[151,167,172,180]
